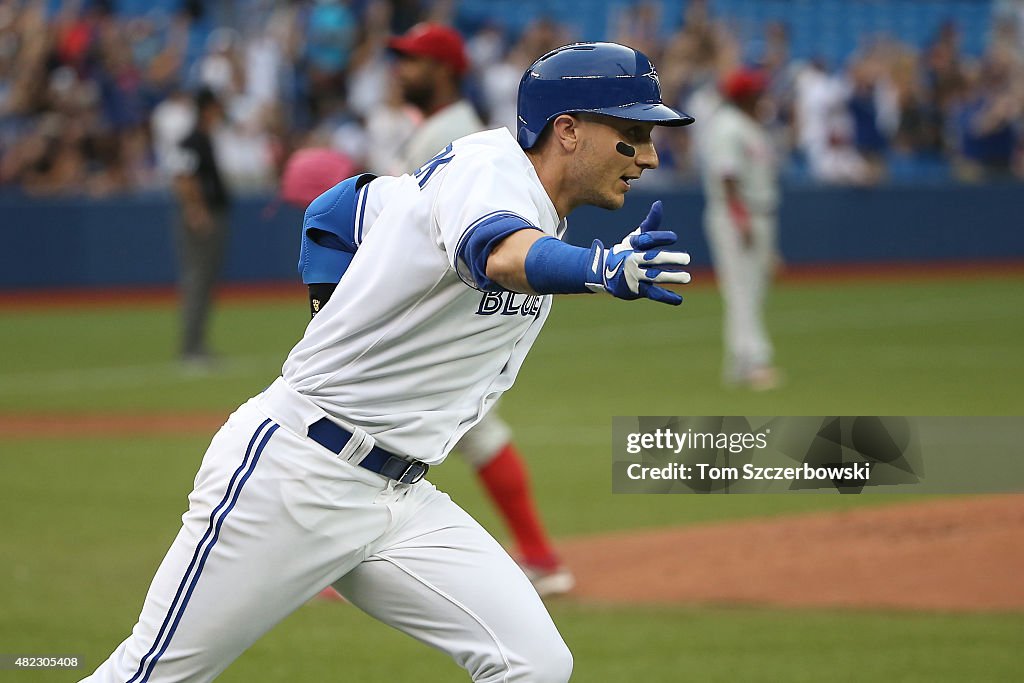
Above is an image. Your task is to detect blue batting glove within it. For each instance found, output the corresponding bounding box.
[584,201,691,305]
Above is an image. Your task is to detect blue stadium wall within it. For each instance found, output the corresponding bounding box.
[0,183,1021,290]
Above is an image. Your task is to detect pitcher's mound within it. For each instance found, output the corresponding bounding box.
[560,495,1023,612]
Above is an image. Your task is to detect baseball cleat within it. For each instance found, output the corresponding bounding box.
[179,351,221,375]
[522,564,576,597]
[746,366,782,391]
[726,365,783,391]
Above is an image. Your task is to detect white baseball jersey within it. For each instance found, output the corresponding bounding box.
[283,128,565,464]
[700,102,779,213]
[396,99,484,175]
[699,102,780,384]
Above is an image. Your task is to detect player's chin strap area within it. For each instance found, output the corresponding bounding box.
[307,418,429,484]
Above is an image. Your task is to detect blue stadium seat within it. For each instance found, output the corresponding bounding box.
[51,0,996,66]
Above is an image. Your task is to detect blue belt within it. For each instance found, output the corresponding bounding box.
[307,417,429,484]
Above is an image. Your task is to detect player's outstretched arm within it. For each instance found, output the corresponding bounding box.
[486,200,691,305]
[484,229,548,293]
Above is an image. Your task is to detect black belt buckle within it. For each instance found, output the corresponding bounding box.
[308,418,428,484]
[381,455,429,484]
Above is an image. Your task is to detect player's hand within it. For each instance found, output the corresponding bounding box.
[728,197,753,248]
[584,201,691,305]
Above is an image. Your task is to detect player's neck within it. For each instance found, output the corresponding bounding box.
[525,149,573,219]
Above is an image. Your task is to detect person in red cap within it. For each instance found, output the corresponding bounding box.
[385,23,483,173]
[699,67,783,390]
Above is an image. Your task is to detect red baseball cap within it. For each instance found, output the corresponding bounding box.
[387,23,469,76]
[721,68,768,101]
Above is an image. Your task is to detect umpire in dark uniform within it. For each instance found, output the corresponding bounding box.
[172,87,231,366]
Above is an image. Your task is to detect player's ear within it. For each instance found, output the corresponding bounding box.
[549,114,581,152]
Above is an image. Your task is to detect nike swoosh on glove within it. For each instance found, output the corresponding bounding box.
[584,200,691,305]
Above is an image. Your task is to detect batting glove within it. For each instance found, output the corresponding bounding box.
[584,201,691,305]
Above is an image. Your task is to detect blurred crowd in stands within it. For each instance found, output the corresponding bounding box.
[0,0,1022,197]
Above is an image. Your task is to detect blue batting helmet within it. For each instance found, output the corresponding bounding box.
[516,42,694,149]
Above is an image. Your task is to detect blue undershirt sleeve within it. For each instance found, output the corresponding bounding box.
[456,212,539,292]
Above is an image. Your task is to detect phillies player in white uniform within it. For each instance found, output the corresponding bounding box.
[700,68,781,390]
[82,42,692,683]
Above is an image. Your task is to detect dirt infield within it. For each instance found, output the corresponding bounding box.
[561,495,1024,612]
[4,413,1020,613]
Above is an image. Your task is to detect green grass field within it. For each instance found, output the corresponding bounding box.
[1,274,1022,681]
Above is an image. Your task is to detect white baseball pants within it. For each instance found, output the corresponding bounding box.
[81,379,572,683]
[704,206,777,382]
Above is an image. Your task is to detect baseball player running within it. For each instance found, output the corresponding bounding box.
[82,42,692,683]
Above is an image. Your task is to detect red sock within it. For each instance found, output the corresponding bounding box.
[477,443,560,570]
